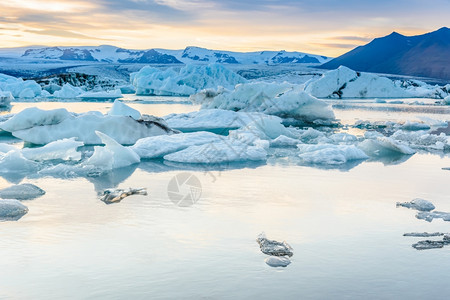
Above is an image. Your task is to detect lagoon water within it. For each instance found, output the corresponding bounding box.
[1,97,450,299]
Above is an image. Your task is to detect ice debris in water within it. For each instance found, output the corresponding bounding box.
[358,136,416,157]
[403,232,445,237]
[264,256,291,268]
[256,232,293,257]
[411,236,450,250]
[0,183,45,200]
[396,198,435,212]
[416,211,450,222]
[0,199,28,221]
[100,188,147,204]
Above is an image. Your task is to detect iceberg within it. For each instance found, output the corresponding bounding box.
[131,64,246,96]
[0,199,28,221]
[22,138,84,161]
[0,107,72,132]
[84,131,140,170]
[8,111,174,145]
[52,83,84,98]
[0,183,45,200]
[131,131,222,159]
[358,136,416,156]
[298,144,368,165]
[193,82,335,122]
[396,198,436,211]
[108,100,141,120]
[164,109,276,132]
[391,130,450,151]
[416,211,450,222]
[164,139,267,164]
[305,66,411,98]
[0,150,39,173]
[0,73,42,98]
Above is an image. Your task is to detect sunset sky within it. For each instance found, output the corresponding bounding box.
[0,0,448,56]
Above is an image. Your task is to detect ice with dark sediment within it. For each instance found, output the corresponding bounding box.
[256,232,293,257]
[403,232,445,237]
[100,187,147,204]
[0,183,45,200]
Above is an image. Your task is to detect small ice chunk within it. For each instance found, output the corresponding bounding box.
[396,198,435,211]
[264,256,291,267]
[107,100,141,120]
[298,144,368,165]
[358,136,416,156]
[52,83,83,98]
[77,89,123,99]
[100,188,147,204]
[270,135,300,147]
[0,91,14,107]
[0,199,28,221]
[256,232,293,257]
[0,183,45,200]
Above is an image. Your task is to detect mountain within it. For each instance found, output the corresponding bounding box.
[13,45,330,65]
[320,27,450,80]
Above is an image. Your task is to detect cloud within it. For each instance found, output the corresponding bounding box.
[314,43,360,49]
[24,29,110,40]
[331,36,372,42]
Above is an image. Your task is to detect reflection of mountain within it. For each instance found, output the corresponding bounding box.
[320,27,450,80]
[18,45,330,65]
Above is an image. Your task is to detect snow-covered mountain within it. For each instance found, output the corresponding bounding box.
[14,45,330,65]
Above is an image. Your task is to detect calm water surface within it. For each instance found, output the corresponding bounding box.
[1,97,450,299]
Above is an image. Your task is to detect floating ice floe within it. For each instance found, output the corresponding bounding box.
[131,131,222,159]
[99,187,147,204]
[77,89,123,99]
[22,138,84,161]
[164,139,267,164]
[84,131,140,170]
[131,64,246,96]
[193,82,335,123]
[298,144,368,165]
[396,198,435,211]
[0,183,45,200]
[0,199,28,221]
[164,109,278,132]
[264,256,291,268]
[305,66,412,98]
[358,136,416,157]
[0,150,39,174]
[0,91,13,107]
[416,211,450,222]
[1,107,175,145]
[108,100,141,120]
[411,237,450,250]
[256,232,294,257]
[391,130,450,151]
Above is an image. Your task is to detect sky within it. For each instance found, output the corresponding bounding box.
[0,0,448,57]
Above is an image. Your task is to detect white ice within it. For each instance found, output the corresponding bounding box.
[22,138,84,161]
[264,256,291,267]
[131,131,222,159]
[0,199,28,221]
[0,183,45,200]
[397,198,436,212]
[358,136,416,156]
[0,107,71,132]
[298,144,369,165]
[77,89,123,99]
[108,100,141,120]
[52,84,84,98]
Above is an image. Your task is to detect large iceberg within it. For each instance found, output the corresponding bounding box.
[131,64,246,96]
[305,66,412,98]
[1,107,175,145]
[192,82,335,122]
